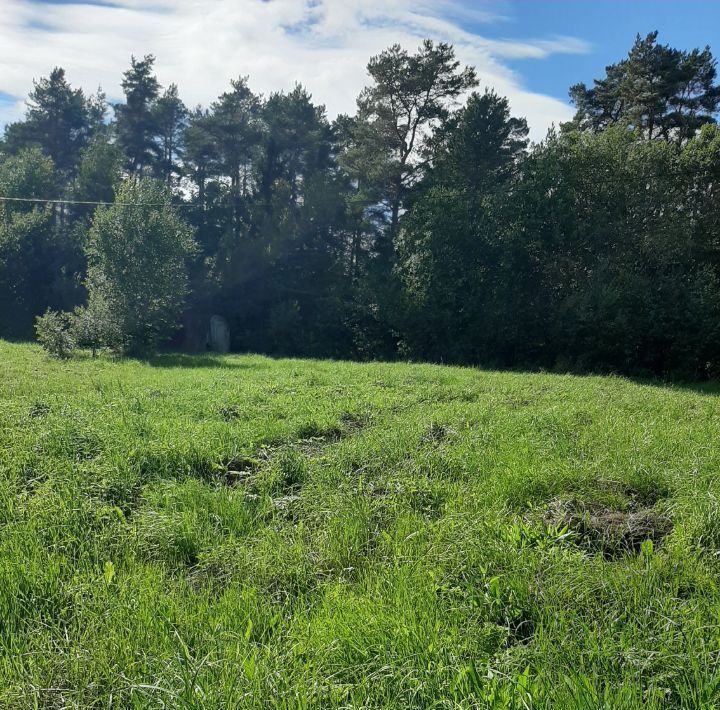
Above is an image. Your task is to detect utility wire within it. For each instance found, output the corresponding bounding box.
[0,196,191,207]
[0,169,701,209]
[0,195,388,208]
[0,194,383,209]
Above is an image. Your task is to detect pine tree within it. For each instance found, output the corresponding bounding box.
[3,68,91,178]
[153,84,187,185]
[115,55,161,174]
[569,31,720,142]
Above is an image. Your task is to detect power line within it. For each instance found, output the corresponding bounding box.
[0,196,191,207]
[0,194,386,208]
[0,167,702,210]
[0,194,391,209]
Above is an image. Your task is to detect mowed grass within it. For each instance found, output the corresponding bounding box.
[2,342,720,708]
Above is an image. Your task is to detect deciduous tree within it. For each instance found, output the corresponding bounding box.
[85,178,196,353]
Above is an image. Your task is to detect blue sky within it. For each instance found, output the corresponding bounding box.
[1,0,719,142]
[486,0,720,105]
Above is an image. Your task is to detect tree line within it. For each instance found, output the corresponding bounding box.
[2,32,720,377]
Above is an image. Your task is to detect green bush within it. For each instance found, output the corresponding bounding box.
[85,178,196,355]
[71,294,121,356]
[34,309,75,358]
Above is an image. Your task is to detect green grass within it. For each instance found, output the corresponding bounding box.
[2,341,720,708]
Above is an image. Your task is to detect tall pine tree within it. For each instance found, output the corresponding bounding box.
[115,55,161,174]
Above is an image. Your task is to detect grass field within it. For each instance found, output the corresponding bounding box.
[2,341,720,708]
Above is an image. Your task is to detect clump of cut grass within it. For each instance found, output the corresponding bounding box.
[544,497,673,557]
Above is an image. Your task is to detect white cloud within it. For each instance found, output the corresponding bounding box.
[0,0,590,141]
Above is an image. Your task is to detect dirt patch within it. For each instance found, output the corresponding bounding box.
[368,481,406,498]
[268,493,304,523]
[296,413,368,453]
[69,432,103,461]
[273,494,301,511]
[545,498,672,558]
[507,612,535,646]
[622,481,668,510]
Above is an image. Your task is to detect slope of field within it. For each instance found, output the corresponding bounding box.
[1,341,720,707]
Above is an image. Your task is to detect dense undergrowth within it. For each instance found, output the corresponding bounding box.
[2,341,720,707]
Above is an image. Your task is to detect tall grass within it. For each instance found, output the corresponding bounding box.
[1,341,720,707]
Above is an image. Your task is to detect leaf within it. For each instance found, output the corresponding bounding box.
[103,560,115,585]
[517,665,531,692]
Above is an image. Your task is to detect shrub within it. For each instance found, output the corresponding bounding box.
[35,309,75,358]
[71,294,121,356]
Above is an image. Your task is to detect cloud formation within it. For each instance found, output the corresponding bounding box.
[0,0,590,141]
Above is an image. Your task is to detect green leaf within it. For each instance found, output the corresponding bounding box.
[103,560,115,585]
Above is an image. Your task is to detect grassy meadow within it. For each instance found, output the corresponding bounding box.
[3,340,720,707]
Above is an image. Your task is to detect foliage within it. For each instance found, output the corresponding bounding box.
[349,39,478,254]
[569,31,720,142]
[153,83,187,185]
[1,67,99,177]
[396,90,528,362]
[71,293,119,356]
[85,178,197,354]
[2,33,720,374]
[114,55,161,174]
[0,148,76,339]
[73,132,123,205]
[33,309,74,357]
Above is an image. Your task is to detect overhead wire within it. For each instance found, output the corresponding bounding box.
[0,168,701,210]
[0,196,191,207]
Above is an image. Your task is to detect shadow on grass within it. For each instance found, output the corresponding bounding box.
[144,352,720,395]
[639,379,720,397]
[490,364,720,397]
[53,340,720,394]
[144,353,255,369]
[515,366,720,397]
